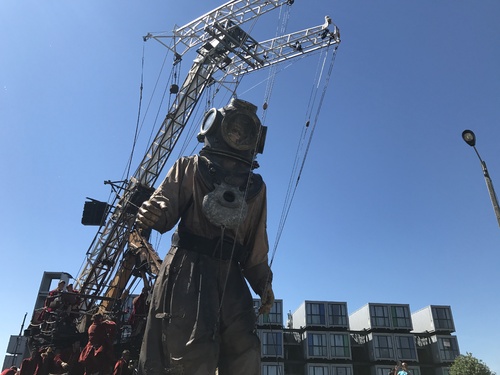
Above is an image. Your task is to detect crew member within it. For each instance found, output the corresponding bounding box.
[127,287,149,337]
[1,367,18,375]
[113,350,133,375]
[38,281,66,322]
[78,313,116,375]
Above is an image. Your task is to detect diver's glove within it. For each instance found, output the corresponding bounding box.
[259,284,275,315]
[135,200,167,232]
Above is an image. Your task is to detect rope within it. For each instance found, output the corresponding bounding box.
[260,3,292,125]
[125,43,146,180]
[270,44,339,268]
[136,42,176,164]
[239,7,294,374]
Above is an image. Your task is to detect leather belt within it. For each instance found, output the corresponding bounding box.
[172,231,247,263]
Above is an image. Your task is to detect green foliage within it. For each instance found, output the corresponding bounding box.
[449,352,496,375]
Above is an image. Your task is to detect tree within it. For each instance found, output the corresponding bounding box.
[449,352,496,375]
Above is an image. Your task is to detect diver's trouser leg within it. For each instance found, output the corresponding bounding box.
[165,250,219,374]
[140,248,260,375]
[217,259,261,375]
[139,249,176,375]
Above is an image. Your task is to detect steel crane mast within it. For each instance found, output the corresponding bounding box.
[74,0,340,315]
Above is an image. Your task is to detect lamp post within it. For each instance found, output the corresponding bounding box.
[462,129,500,228]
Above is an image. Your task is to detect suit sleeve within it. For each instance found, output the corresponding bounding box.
[241,182,273,296]
[147,157,195,234]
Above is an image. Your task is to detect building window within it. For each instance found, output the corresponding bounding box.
[370,305,390,328]
[262,300,282,325]
[261,331,283,356]
[328,303,348,327]
[329,333,350,358]
[376,368,394,375]
[433,307,454,330]
[332,365,352,375]
[262,363,283,375]
[308,365,329,375]
[395,335,417,360]
[307,302,326,325]
[373,334,394,360]
[391,305,411,329]
[438,336,459,361]
[307,332,328,357]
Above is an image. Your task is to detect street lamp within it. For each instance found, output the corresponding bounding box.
[462,129,500,228]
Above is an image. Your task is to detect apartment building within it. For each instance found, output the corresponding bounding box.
[253,300,460,375]
[411,305,460,375]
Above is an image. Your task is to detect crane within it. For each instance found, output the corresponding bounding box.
[69,0,340,341]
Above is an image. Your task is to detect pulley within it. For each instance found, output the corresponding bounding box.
[170,84,179,94]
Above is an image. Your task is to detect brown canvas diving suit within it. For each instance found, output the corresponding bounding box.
[138,153,273,375]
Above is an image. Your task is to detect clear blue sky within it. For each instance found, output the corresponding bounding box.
[2,0,500,372]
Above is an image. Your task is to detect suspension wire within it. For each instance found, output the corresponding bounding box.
[126,42,174,290]
[259,46,338,373]
[270,45,339,265]
[213,7,293,335]
[125,43,146,180]
[215,10,268,320]
[255,6,294,373]
[132,40,183,269]
[176,95,204,158]
[74,42,154,286]
[133,43,176,166]
[260,3,291,125]
[305,45,330,119]
[144,61,177,156]
[82,40,175,304]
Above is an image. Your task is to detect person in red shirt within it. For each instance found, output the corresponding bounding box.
[45,281,66,310]
[62,284,81,311]
[19,349,42,375]
[112,351,132,375]
[0,366,18,375]
[38,281,66,322]
[127,288,149,337]
[78,314,116,375]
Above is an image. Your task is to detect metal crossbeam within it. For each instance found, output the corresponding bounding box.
[225,23,340,75]
[146,0,291,57]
